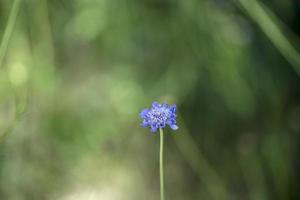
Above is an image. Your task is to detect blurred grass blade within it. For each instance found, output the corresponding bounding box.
[0,0,22,68]
[173,116,229,200]
[238,0,300,76]
[237,147,268,200]
[0,93,28,143]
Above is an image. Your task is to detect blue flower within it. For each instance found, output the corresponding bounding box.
[140,102,178,132]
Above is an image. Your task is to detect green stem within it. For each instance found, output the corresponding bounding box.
[159,128,165,200]
[0,0,22,68]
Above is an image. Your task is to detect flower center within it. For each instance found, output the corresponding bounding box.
[149,108,169,124]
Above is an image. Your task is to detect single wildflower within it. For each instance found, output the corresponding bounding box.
[140,102,178,132]
[139,101,178,200]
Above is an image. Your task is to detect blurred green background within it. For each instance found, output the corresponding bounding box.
[0,0,299,199]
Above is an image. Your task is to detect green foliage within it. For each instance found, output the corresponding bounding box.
[0,0,299,199]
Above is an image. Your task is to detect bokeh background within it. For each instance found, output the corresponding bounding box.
[0,0,300,199]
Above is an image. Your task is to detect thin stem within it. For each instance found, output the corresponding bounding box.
[0,0,22,69]
[159,128,165,200]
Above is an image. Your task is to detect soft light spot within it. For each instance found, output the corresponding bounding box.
[9,62,28,86]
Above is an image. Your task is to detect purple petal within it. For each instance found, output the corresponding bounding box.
[140,109,149,118]
[152,102,160,108]
[162,103,168,108]
[141,119,149,127]
[167,118,176,125]
[169,114,176,118]
[170,104,176,113]
[170,124,178,130]
[151,124,158,132]
[159,122,166,128]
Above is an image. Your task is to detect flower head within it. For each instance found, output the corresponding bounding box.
[140,102,178,132]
